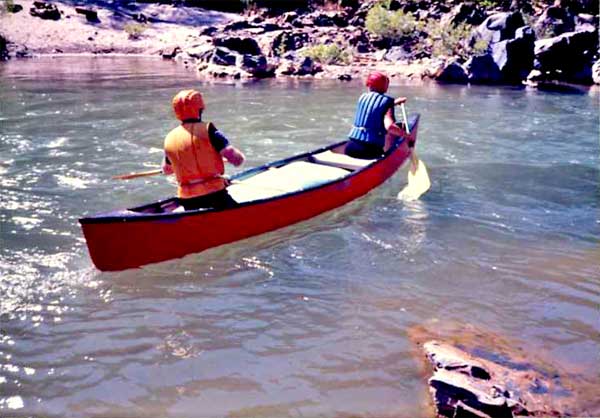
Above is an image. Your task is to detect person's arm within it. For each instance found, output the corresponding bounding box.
[385,97,408,136]
[209,123,245,167]
[162,154,174,175]
[221,145,245,167]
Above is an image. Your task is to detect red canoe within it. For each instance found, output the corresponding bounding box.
[79,114,420,271]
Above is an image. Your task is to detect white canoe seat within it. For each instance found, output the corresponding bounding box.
[311,150,376,171]
[228,161,349,203]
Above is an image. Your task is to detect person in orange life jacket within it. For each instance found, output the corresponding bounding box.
[162,89,245,211]
[346,71,407,159]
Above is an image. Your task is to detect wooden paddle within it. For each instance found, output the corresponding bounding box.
[112,169,163,180]
[113,157,234,181]
[397,102,431,201]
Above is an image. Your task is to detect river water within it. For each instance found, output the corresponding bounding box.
[1,57,598,417]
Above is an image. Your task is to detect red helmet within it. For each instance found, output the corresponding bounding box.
[172,89,205,121]
[365,72,389,93]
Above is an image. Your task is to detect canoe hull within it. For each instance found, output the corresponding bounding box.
[80,116,419,271]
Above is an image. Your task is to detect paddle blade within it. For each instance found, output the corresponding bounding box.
[398,157,430,201]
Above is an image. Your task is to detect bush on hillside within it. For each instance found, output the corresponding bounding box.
[302,43,352,64]
[124,23,147,40]
[365,4,423,42]
[425,20,488,61]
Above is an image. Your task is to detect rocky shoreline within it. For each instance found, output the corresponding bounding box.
[1,0,599,88]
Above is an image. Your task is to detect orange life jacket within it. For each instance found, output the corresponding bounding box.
[164,122,226,199]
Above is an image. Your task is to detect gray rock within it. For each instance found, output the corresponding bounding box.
[30,1,61,20]
[436,61,468,84]
[211,46,239,66]
[472,12,526,46]
[534,28,598,84]
[213,36,261,55]
[490,25,535,83]
[272,31,309,56]
[162,46,181,60]
[200,26,218,36]
[75,7,100,23]
[0,35,9,61]
[299,11,349,28]
[442,3,488,27]
[534,5,575,37]
[237,54,271,77]
[223,20,254,32]
[8,3,23,13]
[464,54,502,84]
[384,46,412,62]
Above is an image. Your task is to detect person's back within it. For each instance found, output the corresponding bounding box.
[164,122,226,199]
[345,72,406,159]
[162,89,245,211]
[348,90,395,149]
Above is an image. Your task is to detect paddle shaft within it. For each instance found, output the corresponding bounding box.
[112,169,162,180]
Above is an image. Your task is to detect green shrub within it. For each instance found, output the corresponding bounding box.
[425,20,486,60]
[302,44,352,65]
[124,23,147,40]
[366,4,423,42]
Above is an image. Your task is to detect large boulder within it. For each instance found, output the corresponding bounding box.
[213,36,261,55]
[237,53,273,77]
[534,5,575,37]
[574,13,598,32]
[275,56,320,77]
[207,46,273,78]
[384,46,412,62]
[442,3,488,27]
[464,54,502,84]
[30,1,61,20]
[534,28,599,84]
[490,25,536,83]
[211,46,238,66]
[472,11,526,46]
[271,31,309,56]
[435,61,468,84]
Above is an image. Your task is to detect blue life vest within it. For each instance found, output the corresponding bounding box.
[348,92,395,148]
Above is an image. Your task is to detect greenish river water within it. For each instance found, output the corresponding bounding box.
[1,57,599,417]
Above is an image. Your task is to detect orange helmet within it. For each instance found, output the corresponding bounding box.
[365,72,389,93]
[172,89,205,121]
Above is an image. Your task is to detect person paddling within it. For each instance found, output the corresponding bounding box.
[346,71,407,159]
[162,89,245,211]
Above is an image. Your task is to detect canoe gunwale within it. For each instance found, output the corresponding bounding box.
[79,114,419,225]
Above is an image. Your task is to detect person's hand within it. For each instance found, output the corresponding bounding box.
[161,158,174,175]
[221,146,245,167]
[394,97,407,105]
